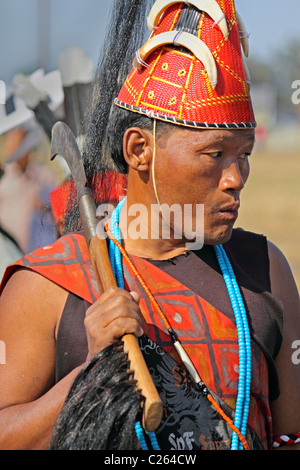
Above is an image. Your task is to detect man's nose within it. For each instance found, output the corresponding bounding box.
[219,160,246,193]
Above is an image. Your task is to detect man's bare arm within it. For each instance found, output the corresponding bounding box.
[0,269,82,450]
[268,241,300,450]
[0,267,143,450]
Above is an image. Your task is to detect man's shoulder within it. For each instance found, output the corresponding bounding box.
[1,232,99,304]
[225,227,269,261]
[225,228,270,291]
[229,227,267,244]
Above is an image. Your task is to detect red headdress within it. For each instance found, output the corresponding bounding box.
[116,0,255,129]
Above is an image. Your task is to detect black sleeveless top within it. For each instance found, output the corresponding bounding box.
[55,228,283,400]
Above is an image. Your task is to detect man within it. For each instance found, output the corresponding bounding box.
[0,0,299,450]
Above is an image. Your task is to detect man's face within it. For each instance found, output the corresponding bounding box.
[152,125,255,246]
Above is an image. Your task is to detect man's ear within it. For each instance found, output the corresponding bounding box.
[123,127,152,172]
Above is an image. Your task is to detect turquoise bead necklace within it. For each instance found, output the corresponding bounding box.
[108,198,251,451]
[214,245,252,450]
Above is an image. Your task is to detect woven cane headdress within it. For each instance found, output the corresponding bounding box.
[115,0,255,129]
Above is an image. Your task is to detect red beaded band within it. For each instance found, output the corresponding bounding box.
[273,433,300,448]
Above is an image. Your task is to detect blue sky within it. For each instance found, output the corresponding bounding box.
[0,0,300,85]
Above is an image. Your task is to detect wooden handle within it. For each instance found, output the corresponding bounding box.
[89,236,163,432]
[122,334,163,432]
[89,236,117,291]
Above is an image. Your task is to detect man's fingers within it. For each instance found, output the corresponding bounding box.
[86,287,139,315]
[130,291,140,303]
[84,287,144,358]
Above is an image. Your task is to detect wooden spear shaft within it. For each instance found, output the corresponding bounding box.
[51,122,163,433]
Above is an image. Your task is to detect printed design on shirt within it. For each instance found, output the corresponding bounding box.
[139,335,260,450]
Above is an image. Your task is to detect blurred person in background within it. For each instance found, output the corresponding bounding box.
[0,163,23,280]
[0,120,59,254]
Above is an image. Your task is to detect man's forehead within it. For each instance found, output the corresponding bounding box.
[170,125,256,143]
[206,129,256,143]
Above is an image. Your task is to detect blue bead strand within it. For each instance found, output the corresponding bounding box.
[148,431,161,451]
[134,422,161,451]
[218,246,252,449]
[214,246,246,449]
[135,422,149,450]
[109,201,250,451]
[109,198,126,289]
[214,245,251,450]
[218,244,251,450]
[219,245,251,450]
[110,200,161,452]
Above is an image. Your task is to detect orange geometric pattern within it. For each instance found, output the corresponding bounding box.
[116,0,255,128]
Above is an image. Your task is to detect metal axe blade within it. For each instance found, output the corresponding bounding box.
[51,121,97,244]
[51,121,86,193]
[49,121,163,433]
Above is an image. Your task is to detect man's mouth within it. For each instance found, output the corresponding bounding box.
[218,202,240,220]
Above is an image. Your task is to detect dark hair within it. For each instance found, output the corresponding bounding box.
[49,342,143,450]
[107,105,175,174]
[81,0,149,172]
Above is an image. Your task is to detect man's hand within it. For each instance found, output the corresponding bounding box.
[84,287,145,361]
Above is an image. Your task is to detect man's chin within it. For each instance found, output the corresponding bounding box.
[204,226,234,246]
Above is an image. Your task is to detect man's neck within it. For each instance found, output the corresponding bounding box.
[117,198,189,261]
[122,237,188,261]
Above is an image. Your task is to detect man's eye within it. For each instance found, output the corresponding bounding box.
[239,153,251,161]
[208,152,222,158]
